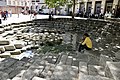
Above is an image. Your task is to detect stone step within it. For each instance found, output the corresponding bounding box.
[0,71,9,80]
[12,77,22,80]
[10,57,43,79]
[105,61,120,80]
[14,44,24,49]
[0,58,18,71]
[59,54,68,65]
[4,45,16,51]
[0,40,10,45]
[11,70,26,80]
[51,65,78,80]
[66,56,73,65]
[79,73,113,80]
[79,62,88,75]
[115,50,120,60]
[0,28,4,34]
[0,46,5,53]
[4,26,12,31]
[44,54,59,64]
[40,64,55,79]
[88,65,105,76]
[76,53,88,62]
[99,54,113,68]
[87,53,100,65]
[32,76,46,80]
[1,32,9,37]
[21,68,43,80]
[10,50,21,55]
[0,52,11,58]
[21,60,47,80]
[5,61,27,79]
[72,58,79,67]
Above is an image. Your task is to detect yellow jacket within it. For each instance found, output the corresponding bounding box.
[82,37,92,48]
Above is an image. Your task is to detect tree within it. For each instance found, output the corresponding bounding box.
[66,0,76,19]
[45,0,77,19]
[45,0,67,14]
[72,0,76,19]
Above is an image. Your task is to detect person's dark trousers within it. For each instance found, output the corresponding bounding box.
[78,44,91,52]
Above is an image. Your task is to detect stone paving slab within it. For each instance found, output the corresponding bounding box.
[76,53,88,62]
[59,55,68,65]
[72,59,79,67]
[9,67,25,79]
[88,65,99,76]
[88,65,105,76]
[105,61,120,80]
[115,50,120,60]
[0,46,5,53]
[0,58,18,70]
[0,28,4,34]
[66,56,73,65]
[32,76,46,80]
[0,71,9,80]
[14,44,23,49]
[51,65,78,80]
[4,45,16,51]
[10,50,21,55]
[0,52,11,58]
[79,62,88,75]
[87,54,100,65]
[79,73,113,80]
[0,40,10,45]
[99,54,113,68]
[12,77,22,80]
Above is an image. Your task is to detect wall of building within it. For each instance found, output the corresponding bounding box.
[0,0,31,14]
[1,0,118,15]
[0,0,6,6]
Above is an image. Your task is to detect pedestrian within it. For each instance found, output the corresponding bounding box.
[78,33,92,52]
[1,11,4,18]
[33,11,37,19]
[3,11,7,20]
[6,11,8,17]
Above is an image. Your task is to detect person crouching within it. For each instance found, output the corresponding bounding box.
[78,33,92,52]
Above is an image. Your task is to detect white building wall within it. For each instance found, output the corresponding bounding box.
[0,0,6,6]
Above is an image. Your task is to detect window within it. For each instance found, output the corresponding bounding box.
[21,1,23,5]
[25,2,27,5]
[9,0,11,4]
[36,0,39,2]
[13,1,15,5]
[17,1,19,5]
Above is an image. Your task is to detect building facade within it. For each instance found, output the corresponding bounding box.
[0,0,31,14]
[30,0,120,15]
[0,0,119,15]
[75,0,120,15]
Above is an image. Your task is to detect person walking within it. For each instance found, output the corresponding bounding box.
[3,11,7,20]
[78,33,92,52]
